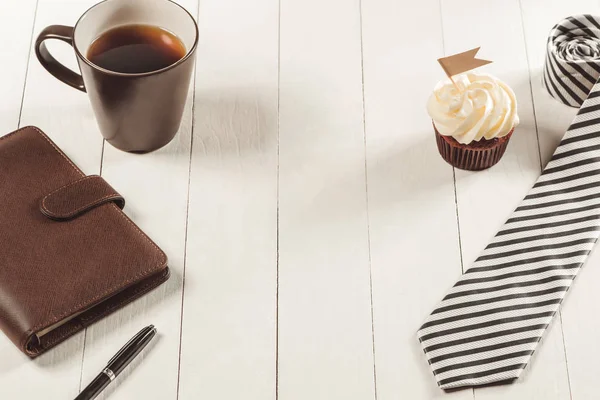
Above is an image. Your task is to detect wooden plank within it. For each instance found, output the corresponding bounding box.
[520,1,600,399]
[76,0,198,398]
[360,0,472,399]
[441,0,571,399]
[176,0,279,399]
[0,0,37,134]
[0,1,104,399]
[277,0,375,399]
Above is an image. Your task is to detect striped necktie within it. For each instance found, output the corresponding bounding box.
[543,15,600,108]
[418,15,600,390]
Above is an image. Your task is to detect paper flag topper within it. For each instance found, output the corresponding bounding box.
[437,47,492,78]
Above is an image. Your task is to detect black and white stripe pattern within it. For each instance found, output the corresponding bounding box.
[418,83,600,390]
[543,15,600,107]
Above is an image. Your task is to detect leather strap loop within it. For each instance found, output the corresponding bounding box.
[40,175,125,221]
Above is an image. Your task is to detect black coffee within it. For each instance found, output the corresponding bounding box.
[87,24,186,74]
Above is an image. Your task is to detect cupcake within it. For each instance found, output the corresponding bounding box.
[427,72,519,171]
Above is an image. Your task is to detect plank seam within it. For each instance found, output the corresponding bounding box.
[437,0,473,398]
[17,0,39,129]
[358,0,378,398]
[175,3,200,399]
[275,0,281,398]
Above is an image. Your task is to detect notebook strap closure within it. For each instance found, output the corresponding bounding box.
[40,175,125,221]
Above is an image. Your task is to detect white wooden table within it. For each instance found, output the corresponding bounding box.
[2,0,600,399]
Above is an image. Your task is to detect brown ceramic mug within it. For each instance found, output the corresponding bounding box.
[35,0,198,153]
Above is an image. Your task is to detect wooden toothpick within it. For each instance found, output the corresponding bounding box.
[449,75,460,91]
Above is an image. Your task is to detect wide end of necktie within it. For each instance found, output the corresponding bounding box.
[417,315,547,389]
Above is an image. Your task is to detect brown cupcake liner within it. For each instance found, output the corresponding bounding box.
[434,124,514,171]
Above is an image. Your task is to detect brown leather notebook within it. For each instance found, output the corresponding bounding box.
[0,126,169,357]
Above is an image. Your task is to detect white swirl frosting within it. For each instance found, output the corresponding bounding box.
[427,73,519,144]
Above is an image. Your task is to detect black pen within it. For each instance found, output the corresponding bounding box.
[74,325,157,400]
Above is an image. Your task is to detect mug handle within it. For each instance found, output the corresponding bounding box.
[35,25,86,92]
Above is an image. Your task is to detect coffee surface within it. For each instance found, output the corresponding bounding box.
[87,24,186,74]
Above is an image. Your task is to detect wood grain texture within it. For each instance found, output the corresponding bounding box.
[77,0,198,398]
[520,1,600,399]
[176,0,279,399]
[360,0,471,399]
[441,0,571,399]
[0,0,37,134]
[277,0,375,399]
[21,0,104,173]
[3,0,600,399]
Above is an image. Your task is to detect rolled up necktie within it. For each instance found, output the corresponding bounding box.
[418,16,600,389]
[543,15,600,107]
